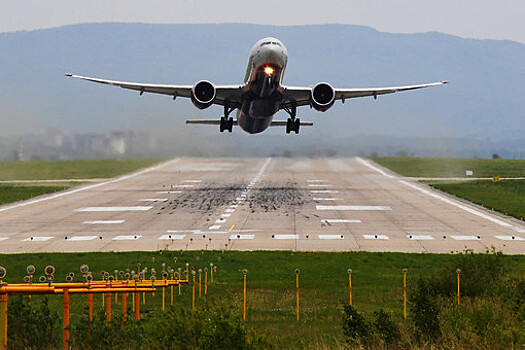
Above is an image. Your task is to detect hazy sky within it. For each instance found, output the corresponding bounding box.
[1,0,523,43]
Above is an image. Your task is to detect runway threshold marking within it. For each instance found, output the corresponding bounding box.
[22,236,54,242]
[318,234,344,240]
[272,234,299,239]
[495,235,524,241]
[321,219,362,224]
[0,159,176,213]
[75,206,152,212]
[357,157,525,234]
[363,235,389,240]
[159,234,186,240]
[229,234,254,240]
[407,235,434,240]
[450,235,481,241]
[209,225,221,230]
[316,205,391,211]
[67,236,98,241]
[82,220,125,225]
[113,235,142,240]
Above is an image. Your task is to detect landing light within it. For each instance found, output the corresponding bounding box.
[263,66,275,76]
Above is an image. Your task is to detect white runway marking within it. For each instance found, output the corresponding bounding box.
[273,234,299,239]
[156,191,182,194]
[322,219,362,224]
[363,235,390,240]
[307,180,327,182]
[407,235,435,240]
[0,237,9,241]
[67,236,98,241]
[209,225,221,230]
[229,234,254,240]
[318,234,344,240]
[221,214,231,218]
[183,180,202,183]
[159,234,186,240]
[451,235,481,241]
[309,184,333,187]
[225,209,235,213]
[317,205,391,211]
[22,236,54,242]
[171,185,194,188]
[139,198,168,202]
[313,198,343,201]
[113,235,142,240]
[357,157,525,234]
[311,190,339,193]
[0,159,176,213]
[75,206,152,212]
[83,220,125,225]
[215,218,227,224]
[495,235,524,241]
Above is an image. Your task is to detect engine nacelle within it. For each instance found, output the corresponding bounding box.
[311,82,335,112]
[191,80,216,109]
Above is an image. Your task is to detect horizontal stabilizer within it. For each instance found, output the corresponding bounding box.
[185,119,313,126]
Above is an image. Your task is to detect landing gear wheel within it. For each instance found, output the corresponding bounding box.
[220,117,227,132]
[286,118,300,134]
[226,117,233,132]
[286,118,292,134]
[294,118,300,134]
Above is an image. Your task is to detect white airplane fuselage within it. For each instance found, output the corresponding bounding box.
[238,37,288,134]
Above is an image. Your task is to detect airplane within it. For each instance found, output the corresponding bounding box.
[66,37,447,135]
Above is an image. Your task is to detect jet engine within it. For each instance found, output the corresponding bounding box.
[311,82,335,112]
[191,80,216,109]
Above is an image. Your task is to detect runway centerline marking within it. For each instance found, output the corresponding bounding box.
[357,157,525,234]
[83,220,125,224]
[0,159,177,213]
[113,235,142,240]
[273,234,299,239]
[75,206,152,212]
[67,236,98,241]
[22,236,54,242]
[321,219,362,224]
[317,205,391,211]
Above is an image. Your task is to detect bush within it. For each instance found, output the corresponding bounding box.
[411,278,440,342]
[341,304,370,347]
[373,309,401,347]
[7,296,61,349]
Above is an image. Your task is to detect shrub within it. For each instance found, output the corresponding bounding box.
[373,309,401,347]
[411,278,440,342]
[341,304,370,347]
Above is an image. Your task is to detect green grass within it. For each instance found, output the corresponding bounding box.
[371,157,525,178]
[426,180,525,220]
[0,159,163,180]
[0,250,524,348]
[0,183,77,205]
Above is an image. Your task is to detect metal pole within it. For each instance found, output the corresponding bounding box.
[162,285,165,312]
[205,270,208,295]
[295,269,300,322]
[403,269,407,319]
[192,274,196,311]
[106,291,111,326]
[135,292,140,321]
[121,292,127,329]
[87,293,93,322]
[348,270,352,306]
[199,273,202,297]
[132,291,135,313]
[456,269,461,306]
[63,289,70,350]
[243,273,246,321]
[0,293,6,350]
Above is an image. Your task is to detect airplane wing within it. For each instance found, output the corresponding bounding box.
[65,74,243,107]
[280,81,448,109]
[185,119,313,126]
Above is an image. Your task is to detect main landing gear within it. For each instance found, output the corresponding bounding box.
[220,104,234,133]
[284,103,300,134]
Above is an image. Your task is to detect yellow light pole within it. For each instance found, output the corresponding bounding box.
[403,268,408,319]
[0,293,7,350]
[456,268,461,306]
[242,269,247,321]
[204,268,208,295]
[114,270,119,303]
[347,269,352,306]
[192,271,196,311]
[170,270,174,305]
[210,263,214,284]
[198,269,202,297]
[295,269,300,322]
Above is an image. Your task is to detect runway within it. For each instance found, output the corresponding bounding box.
[0,158,523,254]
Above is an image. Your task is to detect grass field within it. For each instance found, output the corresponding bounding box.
[0,183,77,205]
[0,159,163,180]
[426,180,525,220]
[1,250,524,348]
[371,157,525,178]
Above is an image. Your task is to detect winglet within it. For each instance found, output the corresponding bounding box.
[441,80,449,84]
[64,73,73,77]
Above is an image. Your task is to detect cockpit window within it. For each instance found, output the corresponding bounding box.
[260,41,281,47]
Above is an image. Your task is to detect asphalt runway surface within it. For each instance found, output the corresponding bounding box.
[0,158,523,254]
